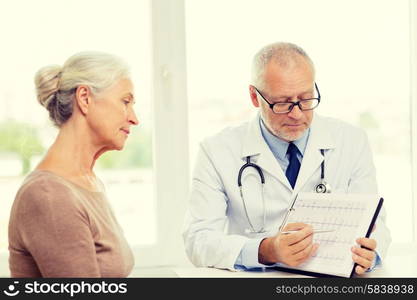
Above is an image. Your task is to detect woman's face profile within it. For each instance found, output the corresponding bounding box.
[87,78,139,151]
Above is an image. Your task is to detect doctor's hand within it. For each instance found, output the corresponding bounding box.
[351,237,377,275]
[258,223,319,267]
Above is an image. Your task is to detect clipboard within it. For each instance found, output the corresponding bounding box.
[273,193,384,278]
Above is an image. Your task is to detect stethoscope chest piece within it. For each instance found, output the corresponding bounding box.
[314,149,332,193]
[315,181,331,193]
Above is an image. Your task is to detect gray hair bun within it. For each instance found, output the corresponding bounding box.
[34,65,62,108]
[34,65,72,127]
[34,51,130,127]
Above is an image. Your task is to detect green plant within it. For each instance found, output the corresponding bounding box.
[98,128,153,169]
[0,121,44,175]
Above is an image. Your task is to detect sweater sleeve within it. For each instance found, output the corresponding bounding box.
[15,179,100,277]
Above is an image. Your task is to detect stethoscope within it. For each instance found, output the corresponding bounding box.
[238,149,331,233]
[314,149,331,193]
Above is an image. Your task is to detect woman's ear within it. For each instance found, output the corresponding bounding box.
[75,85,91,115]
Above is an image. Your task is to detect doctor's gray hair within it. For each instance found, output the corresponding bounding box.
[34,51,130,127]
[251,42,315,90]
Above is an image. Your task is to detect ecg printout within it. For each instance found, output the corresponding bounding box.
[282,193,381,277]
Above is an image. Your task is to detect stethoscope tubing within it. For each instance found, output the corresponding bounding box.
[238,149,330,233]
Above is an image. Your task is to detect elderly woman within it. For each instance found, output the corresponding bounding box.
[8,51,139,277]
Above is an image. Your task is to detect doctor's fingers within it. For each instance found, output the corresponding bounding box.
[282,227,314,245]
[283,222,311,231]
[293,243,319,263]
[356,238,377,251]
[352,253,373,273]
[288,234,314,254]
[354,265,368,275]
[351,246,375,262]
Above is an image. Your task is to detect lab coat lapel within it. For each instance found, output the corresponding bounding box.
[241,115,293,190]
[293,114,336,194]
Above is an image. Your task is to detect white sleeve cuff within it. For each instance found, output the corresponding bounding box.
[234,238,272,269]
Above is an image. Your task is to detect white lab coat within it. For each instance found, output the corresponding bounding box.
[183,113,391,270]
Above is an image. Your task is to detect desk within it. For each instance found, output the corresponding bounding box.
[130,243,417,278]
[1,244,415,278]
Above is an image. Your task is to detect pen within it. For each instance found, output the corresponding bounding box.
[281,229,334,235]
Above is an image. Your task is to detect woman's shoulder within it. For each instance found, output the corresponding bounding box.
[14,170,84,211]
[19,169,72,193]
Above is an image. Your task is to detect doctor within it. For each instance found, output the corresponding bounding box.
[183,42,391,274]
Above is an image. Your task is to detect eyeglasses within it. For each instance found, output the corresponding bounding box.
[254,83,321,114]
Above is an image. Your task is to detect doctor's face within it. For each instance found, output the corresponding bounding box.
[250,57,315,142]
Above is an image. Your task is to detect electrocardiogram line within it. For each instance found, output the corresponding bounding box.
[313,255,344,261]
[296,204,366,211]
[288,220,360,228]
[313,238,352,244]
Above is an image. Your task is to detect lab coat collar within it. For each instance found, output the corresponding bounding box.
[294,113,336,194]
[241,113,336,193]
[308,113,336,150]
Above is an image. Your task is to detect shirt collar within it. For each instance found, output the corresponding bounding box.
[259,117,310,160]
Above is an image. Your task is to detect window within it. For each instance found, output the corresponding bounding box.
[0,0,155,274]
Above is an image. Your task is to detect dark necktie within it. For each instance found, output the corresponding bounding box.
[286,142,301,189]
